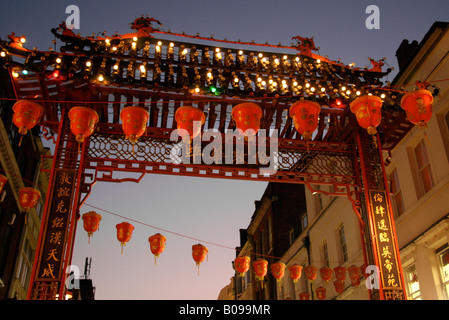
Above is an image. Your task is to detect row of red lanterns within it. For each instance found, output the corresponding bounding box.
[234,256,363,297]
[10,86,433,147]
[81,211,209,272]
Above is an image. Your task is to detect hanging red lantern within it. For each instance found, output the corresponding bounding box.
[234,256,251,277]
[148,233,166,264]
[334,266,347,282]
[288,264,303,283]
[174,106,205,139]
[319,266,333,283]
[0,174,7,195]
[289,100,321,140]
[299,292,310,300]
[120,106,149,143]
[192,243,208,275]
[116,222,134,255]
[231,102,263,135]
[350,95,383,135]
[253,258,268,288]
[348,265,361,287]
[334,280,345,294]
[304,265,318,282]
[18,187,41,213]
[271,262,286,282]
[12,100,44,146]
[400,88,433,128]
[316,286,326,300]
[68,106,99,143]
[82,211,102,243]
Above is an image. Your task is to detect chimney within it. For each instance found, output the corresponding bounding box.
[395,39,419,70]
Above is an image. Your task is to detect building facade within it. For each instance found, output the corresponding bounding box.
[220,21,449,301]
[0,68,51,299]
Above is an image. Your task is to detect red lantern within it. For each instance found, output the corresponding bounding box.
[148,233,166,264]
[234,256,251,277]
[231,102,263,135]
[192,243,208,275]
[0,174,7,195]
[316,286,326,300]
[350,95,383,135]
[120,106,149,143]
[400,89,433,128]
[82,211,102,243]
[271,262,286,282]
[319,266,333,283]
[19,187,41,213]
[253,258,268,288]
[334,266,347,282]
[289,100,321,140]
[299,292,310,300]
[12,100,44,145]
[116,222,134,255]
[334,280,345,294]
[68,106,99,143]
[304,265,318,282]
[174,106,205,139]
[288,264,303,283]
[348,265,361,287]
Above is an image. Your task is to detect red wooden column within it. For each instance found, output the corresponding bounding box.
[356,129,406,300]
[27,107,85,300]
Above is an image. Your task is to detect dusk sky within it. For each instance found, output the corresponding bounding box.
[1,0,448,300]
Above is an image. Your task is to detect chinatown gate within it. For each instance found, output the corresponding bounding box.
[0,17,421,300]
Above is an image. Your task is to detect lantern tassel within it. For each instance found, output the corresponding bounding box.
[19,135,23,147]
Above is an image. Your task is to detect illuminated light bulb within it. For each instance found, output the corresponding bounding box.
[113,64,119,70]
[321,87,326,92]
[380,93,386,99]
[293,81,298,86]
[207,72,212,78]
[182,49,188,55]
[356,91,361,96]
[283,55,288,60]
[216,52,222,59]
[238,50,243,55]
[317,59,321,64]
[234,77,239,83]
[305,83,310,88]
[133,36,137,41]
[257,77,262,83]
[295,57,300,61]
[155,45,161,52]
[0,51,6,57]
[274,58,279,64]
[12,71,19,78]
[20,37,26,43]
[346,90,351,95]
[169,42,174,47]
[105,39,110,44]
[310,87,316,92]
[261,81,266,86]
[86,61,92,67]
[269,79,273,84]
[157,41,162,46]
[140,65,146,72]
[112,46,117,51]
[132,42,137,49]
[56,57,61,64]
[258,53,263,58]
[215,48,220,53]
[52,70,60,78]
[195,87,200,93]
[341,86,346,91]
[22,70,28,75]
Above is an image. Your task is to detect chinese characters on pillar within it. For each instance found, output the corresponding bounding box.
[369,190,404,298]
[36,170,76,281]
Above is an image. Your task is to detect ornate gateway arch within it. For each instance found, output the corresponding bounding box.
[1,17,416,300]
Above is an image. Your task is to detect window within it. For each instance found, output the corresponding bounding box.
[438,248,449,299]
[338,224,348,263]
[405,265,421,300]
[300,211,308,230]
[389,167,405,217]
[16,237,34,290]
[414,139,434,196]
[321,241,329,267]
